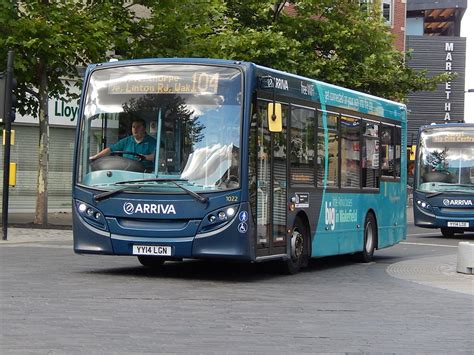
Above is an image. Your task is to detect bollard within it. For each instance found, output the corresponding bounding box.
[457,242,474,274]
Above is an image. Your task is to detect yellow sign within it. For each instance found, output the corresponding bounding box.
[268,103,282,132]
[9,162,16,187]
[409,145,416,161]
[2,129,15,145]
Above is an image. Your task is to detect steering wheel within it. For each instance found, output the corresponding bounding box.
[110,151,146,161]
[90,155,146,173]
[223,175,239,188]
[226,175,239,183]
[423,170,453,183]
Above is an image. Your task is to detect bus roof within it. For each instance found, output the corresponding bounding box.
[419,122,474,131]
[86,57,406,122]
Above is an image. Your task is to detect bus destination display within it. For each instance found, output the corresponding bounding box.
[108,72,219,95]
[432,131,474,143]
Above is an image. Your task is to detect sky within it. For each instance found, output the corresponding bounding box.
[461,2,473,123]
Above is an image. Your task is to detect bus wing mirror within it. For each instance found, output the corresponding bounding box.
[267,103,282,132]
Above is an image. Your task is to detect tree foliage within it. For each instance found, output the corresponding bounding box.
[0,0,139,224]
[124,0,448,102]
[1,0,449,110]
[0,0,139,115]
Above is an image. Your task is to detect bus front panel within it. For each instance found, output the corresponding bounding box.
[413,125,474,234]
[73,62,257,260]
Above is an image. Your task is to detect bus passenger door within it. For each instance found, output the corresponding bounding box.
[254,99,288,257]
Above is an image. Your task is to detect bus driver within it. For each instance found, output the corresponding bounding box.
[89,118,157,170]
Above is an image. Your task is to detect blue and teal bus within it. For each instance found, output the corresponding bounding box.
[413,123,474,237]
[73,58,407,273]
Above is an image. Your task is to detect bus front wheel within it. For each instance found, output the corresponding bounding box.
[137,256,165,268]
[354,213,377,263]
[441,228,455,238]
[281,218,308,274]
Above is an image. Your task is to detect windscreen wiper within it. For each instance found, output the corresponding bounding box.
[437,184,474,188]
[107,178,209,203]
[93,185,142,202]
[94,179,191,202]
[423,188,473,199]
[425,191,443,198]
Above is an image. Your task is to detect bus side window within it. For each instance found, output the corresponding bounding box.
[394,126,401,178]
[341,115,361,188]
[317,112,339,188]
[381,125,395,178]
[290,107,316,186]
[362,121,380,188]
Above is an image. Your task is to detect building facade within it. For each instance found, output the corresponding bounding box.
[390,0,408,52]
[0,85,79,212]
[406,0,467,144]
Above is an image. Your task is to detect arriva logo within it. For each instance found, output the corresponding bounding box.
[442,199,473,207]
[123,202,176,215]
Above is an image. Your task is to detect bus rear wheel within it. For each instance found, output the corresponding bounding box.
[137,256,165,268]
[281,218,308,274]
[441,228,455,238]
[354,213,377,263]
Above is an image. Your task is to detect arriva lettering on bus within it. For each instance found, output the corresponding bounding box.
[442,199,473,207]
[123,202,176,215]
[274,77,289,90]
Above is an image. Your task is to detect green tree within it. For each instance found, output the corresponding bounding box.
[0,0,140,225]
[221,0,449,101]
[126,0,227,59]
[127,0,448,102]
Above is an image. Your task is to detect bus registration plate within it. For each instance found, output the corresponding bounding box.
[447,221,469,228]
[133,245,172,256]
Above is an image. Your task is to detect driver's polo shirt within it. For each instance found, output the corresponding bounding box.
[109,134,157,168]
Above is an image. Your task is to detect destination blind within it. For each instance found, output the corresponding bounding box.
[431,130,474,143]
[108,71,220,95]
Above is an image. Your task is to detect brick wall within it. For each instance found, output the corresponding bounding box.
[392,0,406,52]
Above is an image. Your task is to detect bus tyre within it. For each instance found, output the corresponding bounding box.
[441,228,455,238]
[137,256,165,268]
[354,213,377,263]
[281,218,308,275]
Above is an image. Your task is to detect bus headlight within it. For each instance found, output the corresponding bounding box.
[226,207,236,217]
[416,199,432,211]
[75,200,108,231]
[200,204,239,233]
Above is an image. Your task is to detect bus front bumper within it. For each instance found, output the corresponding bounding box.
[414,204,474,231]
[73,204,256,261]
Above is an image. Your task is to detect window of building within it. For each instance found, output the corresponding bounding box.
[382,0,393,25]
[359,0,393,25]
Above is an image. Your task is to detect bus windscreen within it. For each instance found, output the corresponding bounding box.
[416,128,474,193]
[78,65,242,193]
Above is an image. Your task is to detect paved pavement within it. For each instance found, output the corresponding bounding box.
[1,207,472,296]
